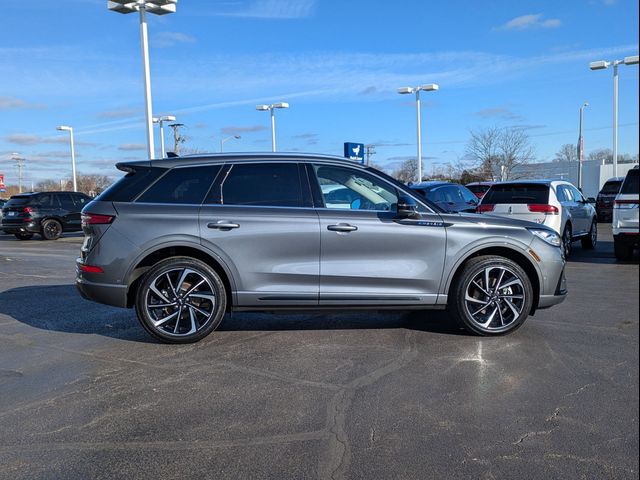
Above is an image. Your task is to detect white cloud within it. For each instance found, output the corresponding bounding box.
[153,32,197,48]
[209,0,317,19]
[118,143,147,151]
[498,13,562,31]
[0,96,43,110]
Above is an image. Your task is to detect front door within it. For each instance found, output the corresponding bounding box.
[309,164,446,306]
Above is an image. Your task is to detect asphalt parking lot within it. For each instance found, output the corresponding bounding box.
[0,225,638,479]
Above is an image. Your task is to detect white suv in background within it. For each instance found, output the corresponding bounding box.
[613,166,639,260]
[478,180,597,258]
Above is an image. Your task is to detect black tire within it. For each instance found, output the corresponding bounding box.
[448,255,534,336]
[581,220,597,250]
[135,257,227,344]
[614,239,633,261]
[41,219,62,240]
[14,232,34,240]
[562,224,572,258]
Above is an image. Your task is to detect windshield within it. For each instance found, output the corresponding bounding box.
[482,184,549,204]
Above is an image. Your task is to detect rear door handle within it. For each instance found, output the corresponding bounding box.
[207,221,240,230]
[327,223,358,232]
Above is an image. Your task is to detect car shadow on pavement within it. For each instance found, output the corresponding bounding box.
[569,240,639,265]
[0,285,465,342]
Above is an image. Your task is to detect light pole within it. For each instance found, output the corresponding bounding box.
[256,103,289,152]
[397,84,439,183]
[589,55,639,177]
[11,153,24,193]
[56,125,77,192]
[577,102,588,191]
[220,135,241,153]
[152,115,176,158]
[108,0,177,160]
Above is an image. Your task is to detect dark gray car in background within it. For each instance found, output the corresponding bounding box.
[76,153,567,343]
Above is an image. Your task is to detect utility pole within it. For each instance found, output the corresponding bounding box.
[168,123,185,155]
[11,153,25,193]
[365,144,376,166]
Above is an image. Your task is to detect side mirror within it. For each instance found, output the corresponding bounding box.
[397,195,418,218]
[587,197,596,204]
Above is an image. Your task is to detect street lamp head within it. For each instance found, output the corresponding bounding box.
[154,115,176,122]
[56,125,72,132]
[583,102,589,108]
[419,83,439,92]
[272,102,289,109]
[234,135,241,139]
[256,105,270,111]
[108,0,177,15]
[589,60,610,70]
[623,55,639,65]
[397,87,414,95]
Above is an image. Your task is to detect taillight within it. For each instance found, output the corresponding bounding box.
[527,204,559,214]
[477,204,495,213]
[23,207,33,214]
[80,264,104,274]
[614,199,639,209]
[81,213,115,226]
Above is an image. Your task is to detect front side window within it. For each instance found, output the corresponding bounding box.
[137,165,220,204]
[568,185,584,202]
[313,164,398,211]
[214,163,303,207]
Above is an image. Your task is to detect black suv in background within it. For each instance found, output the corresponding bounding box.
[1,191,91,240]
[596,177,624,222]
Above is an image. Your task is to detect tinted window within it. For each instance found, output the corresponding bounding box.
[215,163,302,207]
[600,181,622,195]
[97,167,164,202]
[5,195,35,207]
[621,169,639,194]
[482,184,550,204]
[72,194,90,207]
[36,194,60,208]
[59,193,76,210]
[138,166,220,204]
[459,186,478,203]
[314,164,397,211]
[467,184,490,194]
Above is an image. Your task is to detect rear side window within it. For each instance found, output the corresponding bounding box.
[36,194,61,208]
[97,167,164,202]
[138,165,221,204]
[600,181,622,195]
[482,184,549,204]
[211,163,303,207]
[72,194,90,207]
[58,193,77,210]
[621,169,639,194]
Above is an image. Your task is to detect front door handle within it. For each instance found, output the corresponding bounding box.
[327,223,358,232]
[207,221,240,230]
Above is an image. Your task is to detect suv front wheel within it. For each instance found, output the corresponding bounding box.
[449,256,534,336]
[135,257,227,344]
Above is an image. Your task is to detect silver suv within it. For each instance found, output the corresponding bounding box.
[76,154,567,343]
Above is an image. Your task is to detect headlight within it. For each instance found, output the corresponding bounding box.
[529,228,561,247]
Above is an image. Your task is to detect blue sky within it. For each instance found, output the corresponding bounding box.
[0,0,638,185]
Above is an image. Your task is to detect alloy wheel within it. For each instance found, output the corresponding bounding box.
[144,268,217,337]
[463,266,526,331]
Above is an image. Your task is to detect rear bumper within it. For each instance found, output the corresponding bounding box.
[1,220,41,234]
[613,232,639,247]
[76,259,128,308]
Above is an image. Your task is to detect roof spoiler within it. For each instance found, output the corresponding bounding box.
[115,160,152,173]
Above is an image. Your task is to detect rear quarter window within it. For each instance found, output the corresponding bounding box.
[137,165,221,204]
[96,167,164,202]
[620,170,639,195]
[482,184,550,204]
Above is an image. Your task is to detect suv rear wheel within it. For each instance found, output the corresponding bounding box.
[449,256,534,336]
[41,219,62,240]
[135,257,227,344]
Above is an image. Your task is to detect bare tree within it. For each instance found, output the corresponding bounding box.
[36,179,62,191]
[466,126,534,181]
[392,158,420,183]
[554,143,578,162]
[587,148,613,163]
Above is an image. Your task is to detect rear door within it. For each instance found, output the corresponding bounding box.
[198,162,320,307]
[567,185,591,234]
[310,163,446,306]
[557,185,587,234]
[58,193,80,230]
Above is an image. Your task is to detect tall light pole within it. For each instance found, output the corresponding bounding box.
[220,135,241,153]
[577,102,588,191]
[589,55,639,177]
[256,103,289,152]
[397,84,439,183]
[152,115,176,158]
[56,125,77,192]
[108,0,177,160]
[11,153,24,193]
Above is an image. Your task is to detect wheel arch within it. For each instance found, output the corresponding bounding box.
[125,244,235,310]
[445,246,541,314]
